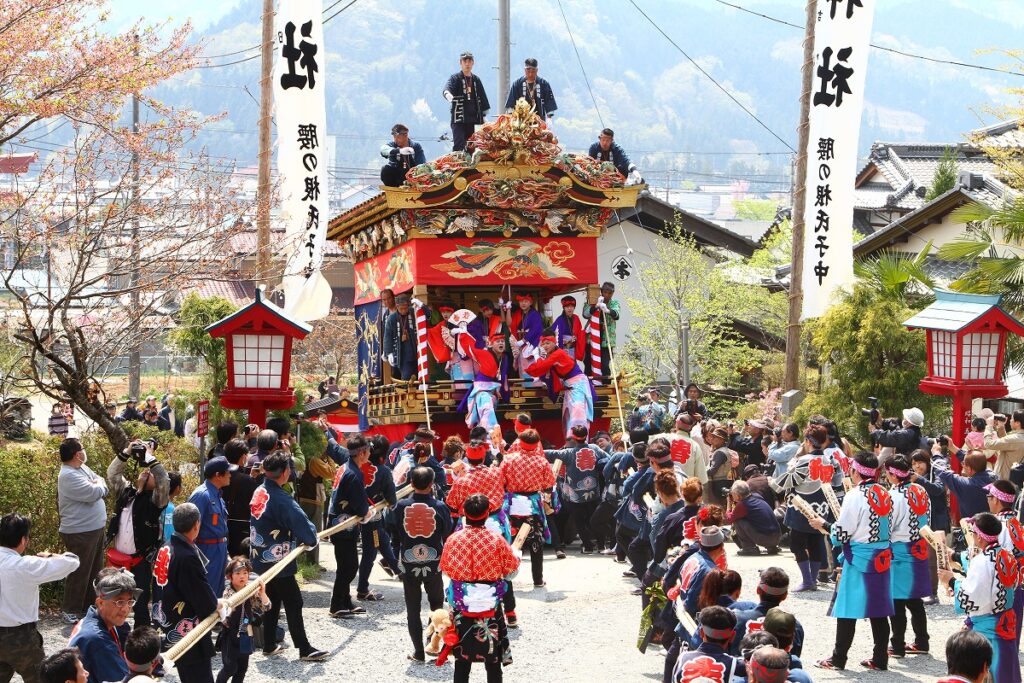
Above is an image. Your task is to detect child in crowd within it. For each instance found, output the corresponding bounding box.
[217,556,271,683]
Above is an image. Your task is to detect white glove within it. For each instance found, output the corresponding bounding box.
[512,547,523,560]
[511,338,525,349]
[143,453,158,467]
[531,348,542,362]
[497,297,505,309]
[451,326,465,335]
[400,147,415,156]
[627,169,643,185]
[598,303,609,313]
[410,297,424,309]
[443,90,454,103]
[596,296,605,307]
[387,353,396,366]
[217,599,231,621]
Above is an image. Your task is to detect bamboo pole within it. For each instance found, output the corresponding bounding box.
[165,485,414,663]
[602,315,627,432]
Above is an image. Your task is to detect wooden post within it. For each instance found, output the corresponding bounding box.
[783,0,817,392]
[256,0,274,287]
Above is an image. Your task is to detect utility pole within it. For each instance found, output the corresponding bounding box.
[128,35,141,400]
[497,0,510,110]
[256,0,274,287]
[681,320,690,388]
[783,0,816,392]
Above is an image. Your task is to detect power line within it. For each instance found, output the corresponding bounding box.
[628,0,796,153]
[197,0,360,68]
[555,0,605,129]
[710,0,1024,78]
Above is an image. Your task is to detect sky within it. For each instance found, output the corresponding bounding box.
[106,0,241,32]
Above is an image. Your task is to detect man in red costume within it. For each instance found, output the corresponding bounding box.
[525,333,594,437]
[501,429,556,590]
[455,330,508,432]
[439,493,520,682]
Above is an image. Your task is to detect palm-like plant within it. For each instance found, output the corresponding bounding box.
[853,241,935,306]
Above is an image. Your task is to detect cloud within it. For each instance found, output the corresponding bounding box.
[410,98,438,124]
[948,0,1024,28]
[770,37,802,67]
[862,102,928,138]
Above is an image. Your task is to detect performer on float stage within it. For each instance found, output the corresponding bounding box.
[426,302,474,388]
[455,330,508,432]
[438,493,520,682]
[939,512,1020,683]
[885,454,931,658]
[525,332,595,437]
[550,296,585,366]
[504,294,543,387]
[812,450,894,672]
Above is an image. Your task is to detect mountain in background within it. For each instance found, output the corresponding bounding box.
[91,1,1024,194]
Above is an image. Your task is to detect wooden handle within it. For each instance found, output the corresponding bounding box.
[512,522,532,551]
[551,459,563,477]
[821,484,842,519]
[165,485,414,663]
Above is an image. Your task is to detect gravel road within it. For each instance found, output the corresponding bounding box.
[37,538,965,682]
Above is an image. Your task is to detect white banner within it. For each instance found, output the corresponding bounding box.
[800,0,876,319]
[276,0,332,322]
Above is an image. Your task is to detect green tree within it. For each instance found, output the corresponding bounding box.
[733,198,779,221]
[852,242,935,306]
[925,147,958,201]
[622,216,771,390]
[169,294,236,401]
[793,285,948,445]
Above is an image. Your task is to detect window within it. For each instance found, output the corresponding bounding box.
[231,334,285,388]
[960,332,999,381]
[930,331,956,379]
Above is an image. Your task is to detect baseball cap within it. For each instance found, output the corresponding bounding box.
[763,607,796,640]
[203,456,231,478]
[460,51,474,60]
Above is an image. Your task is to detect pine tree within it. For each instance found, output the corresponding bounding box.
[925,147,958,200]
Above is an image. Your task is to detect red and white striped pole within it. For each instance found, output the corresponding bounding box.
[413,303,433,437]
[588,308,602,385]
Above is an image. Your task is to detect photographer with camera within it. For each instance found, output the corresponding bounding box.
[763,422,799,476]
[677,383,709,421]
[728,419,770,469]
[105,439,169,627]
[983,410,1024,480]
[867,406,928,456]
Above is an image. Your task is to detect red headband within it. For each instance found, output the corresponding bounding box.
[851,460,877,478]
[465,508,490,521]
[515,294,533,303]
[439,306,455,313]
[540,335,556,344]
[749,659,789,683]
[489,333,505,343]
[466,444,487,462]
[560,297,576,306]
[514,418,529,435]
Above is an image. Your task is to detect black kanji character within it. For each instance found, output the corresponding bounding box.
[612,258,631,280]
[819,164,831,181]
[280,20,319,90]
[814,260,830,285]
[828,0,863,20]
[302,176,321,201]
[297,124,319,150]
[815,184,832,207]
[302,153,317,172]
[814,209,830,233]
[813,47,854,107]
[305,204,320,231]
[817,137,835,161]
[815,234,829,258]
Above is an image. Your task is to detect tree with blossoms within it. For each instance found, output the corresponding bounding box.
[0,0,251,452]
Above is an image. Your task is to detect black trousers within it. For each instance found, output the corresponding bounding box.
[215,636,249,683]
[451,122,477,152]
[130,557,153,627]
[263,574,312,656]
[832,616,889,669]
[663,636,681,683]
[402,572,444,657]
[568,499,600,550]
[502,581,516,614]
[176,659,214,683]
[890,598,928,653]
[616,524,637,564]
[626,531,652,578]
[454,659,502,683]
[330,533,360,612]
[590,499,618,550]
[789,529,825,563]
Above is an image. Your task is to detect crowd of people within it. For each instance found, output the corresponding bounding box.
[4,383,1024,683]
[379,52,641,187]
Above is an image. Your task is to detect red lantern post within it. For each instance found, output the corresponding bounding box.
[205,289,312,429]
[903,290,1024,521]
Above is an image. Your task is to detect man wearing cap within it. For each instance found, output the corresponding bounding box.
[727,480,781,556]
[588,128,639,180]
[504,57,557,120]
[0,513,79,683]
[544,425,610,554]
[68,567,139,683]
[380,123,426,187]
[868,406,927,456]
[455,326,509,432]
[156,503,223,682]
[582,282,621,380]
[706,426,736,507]
[116,398,142,423]
[550,295,584,365]
[384,293,418,380]
[187,457,231,597]
[105,439,169,627]
[249,452,328,661]
[504,293,543,387]
[729,420,769,469]
[443,52,490,152]
[527,334,596,437]
[760,608,810,683]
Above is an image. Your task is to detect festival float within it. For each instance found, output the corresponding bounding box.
[326,100,643,444]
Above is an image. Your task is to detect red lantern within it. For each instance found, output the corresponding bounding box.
[205,289,312,429]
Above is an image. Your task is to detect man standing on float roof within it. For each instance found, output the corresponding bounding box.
[504,58,557,121]
[443,51,489,153]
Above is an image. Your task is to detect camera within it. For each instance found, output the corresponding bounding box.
[937,435,949,448]
[129,438,156,465]
[860,396,879,424]
[880,417,900,431]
